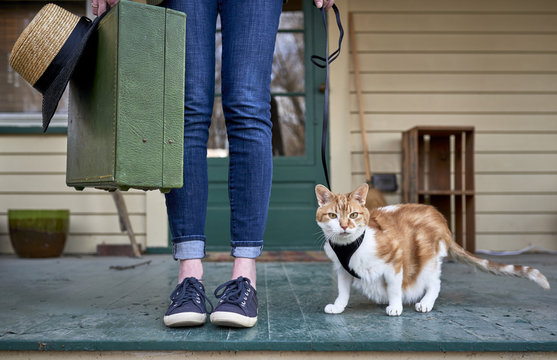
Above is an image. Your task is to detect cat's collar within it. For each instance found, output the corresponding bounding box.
[329,231,365,279]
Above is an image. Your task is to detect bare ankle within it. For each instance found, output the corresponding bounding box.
[232,257,257,289]
[178,259,203,283]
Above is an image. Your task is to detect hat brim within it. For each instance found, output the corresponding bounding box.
[41,11,106,132]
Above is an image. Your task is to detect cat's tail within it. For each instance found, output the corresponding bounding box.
[447,242,550,290]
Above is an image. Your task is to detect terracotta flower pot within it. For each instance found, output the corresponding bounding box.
[8,209,70,258]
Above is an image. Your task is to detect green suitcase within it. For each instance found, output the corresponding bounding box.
[67,1,186,192]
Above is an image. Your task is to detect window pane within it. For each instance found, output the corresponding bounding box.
[271,32,304,94]
[272,96,305,157]
[208,9,306,158]
[278,11,303,30]
[207,95,306,158]
[207,96,228,157]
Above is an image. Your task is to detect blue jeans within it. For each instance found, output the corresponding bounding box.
[163,0,283,260]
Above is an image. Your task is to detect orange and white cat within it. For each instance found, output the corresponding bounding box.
[315,183,550,316]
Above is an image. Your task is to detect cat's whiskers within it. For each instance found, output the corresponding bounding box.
[313,226,329,247]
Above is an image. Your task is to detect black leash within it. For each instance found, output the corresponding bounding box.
[311,4,344,189]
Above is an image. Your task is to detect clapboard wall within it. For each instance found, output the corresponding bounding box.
[0,134,168,254]
[333,0,557,251]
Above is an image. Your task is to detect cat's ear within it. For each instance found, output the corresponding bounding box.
[315,184,333,207]
[350,183,369,206]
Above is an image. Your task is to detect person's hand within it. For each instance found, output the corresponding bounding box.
[314,0,335,11]
[91,0,120,16]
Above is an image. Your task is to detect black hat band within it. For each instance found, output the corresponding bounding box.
[33,17,92,94]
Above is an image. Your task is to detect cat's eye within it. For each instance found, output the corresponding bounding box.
[349,212,359,219]
[328,213,337,219]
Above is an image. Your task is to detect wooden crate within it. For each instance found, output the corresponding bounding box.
[402,126,475,252]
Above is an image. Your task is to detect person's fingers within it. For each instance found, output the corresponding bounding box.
[97,0,107,16]
[314,0,336,11]
[91,0,99,15]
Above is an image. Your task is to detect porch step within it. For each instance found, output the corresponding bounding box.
[0,254,555,352]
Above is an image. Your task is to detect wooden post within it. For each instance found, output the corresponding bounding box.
[111,190,141,258]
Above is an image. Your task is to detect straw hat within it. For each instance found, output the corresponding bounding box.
[9,3,110,132]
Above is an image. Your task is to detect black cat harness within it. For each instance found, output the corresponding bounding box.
[328,231,365,279]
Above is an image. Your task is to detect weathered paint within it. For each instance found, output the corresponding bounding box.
[0,254,555,352]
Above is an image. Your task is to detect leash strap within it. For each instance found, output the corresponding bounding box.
[311,4,344,189]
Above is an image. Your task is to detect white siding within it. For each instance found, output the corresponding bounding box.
[0,135,168,254]
[333,0,557,251]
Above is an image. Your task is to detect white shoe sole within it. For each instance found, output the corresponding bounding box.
[164,312,206,327]
[210,311,257,328]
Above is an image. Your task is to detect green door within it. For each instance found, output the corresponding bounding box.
[205,0,327,251]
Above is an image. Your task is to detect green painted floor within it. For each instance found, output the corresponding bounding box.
[0,254,556,352]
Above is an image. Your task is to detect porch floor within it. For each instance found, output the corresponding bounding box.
[0,254,556,352]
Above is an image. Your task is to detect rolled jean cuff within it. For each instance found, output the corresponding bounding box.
[231,245,263,259]
[173,240,205,260]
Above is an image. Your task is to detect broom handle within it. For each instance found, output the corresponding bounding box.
[349,13,373,184]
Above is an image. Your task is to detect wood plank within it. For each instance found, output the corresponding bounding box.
[0,193,145,214]
[0,257,556,352]
[353,74,557,92]
[145,191,168,248]
[2,352,557,360]
[475,134,557,152]
[476,194,557,212]
[348,134,557,156]
[348,132,402,152]
[476,174,557,193]
[356,153,557,173]
[350,93,557,113]
[69,214,146,235]
[356,33,557,52]
[356,53,557,72]
[353,13,557,32]
[65,235,148,254]
[476,154,557,172]
[477,213,557,233]
[351,153,401,173]
[351,174,557,194]
[0,135,67,154]
[0,154,66,173]
[477,234,557,251]
[0,174,150,193]
[349,0,557,12]
[255,263,313,346]
[351,114,557,132]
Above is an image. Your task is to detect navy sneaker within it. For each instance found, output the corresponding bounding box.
[210,277,258,328]
[164,277,213,327]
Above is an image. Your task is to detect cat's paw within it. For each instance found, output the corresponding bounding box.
[324,303,345,314]
[386,304,403,316]
[415,302,433,313]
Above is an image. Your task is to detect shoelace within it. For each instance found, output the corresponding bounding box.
[170,277,214,313]
[214,277,253,307]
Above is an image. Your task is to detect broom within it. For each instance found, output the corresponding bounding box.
[349,12,387,209]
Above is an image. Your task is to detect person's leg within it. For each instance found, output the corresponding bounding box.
[163,0,218,281]
[209,0,282,328]
[162,0,218,327]
[220,0,283,286]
